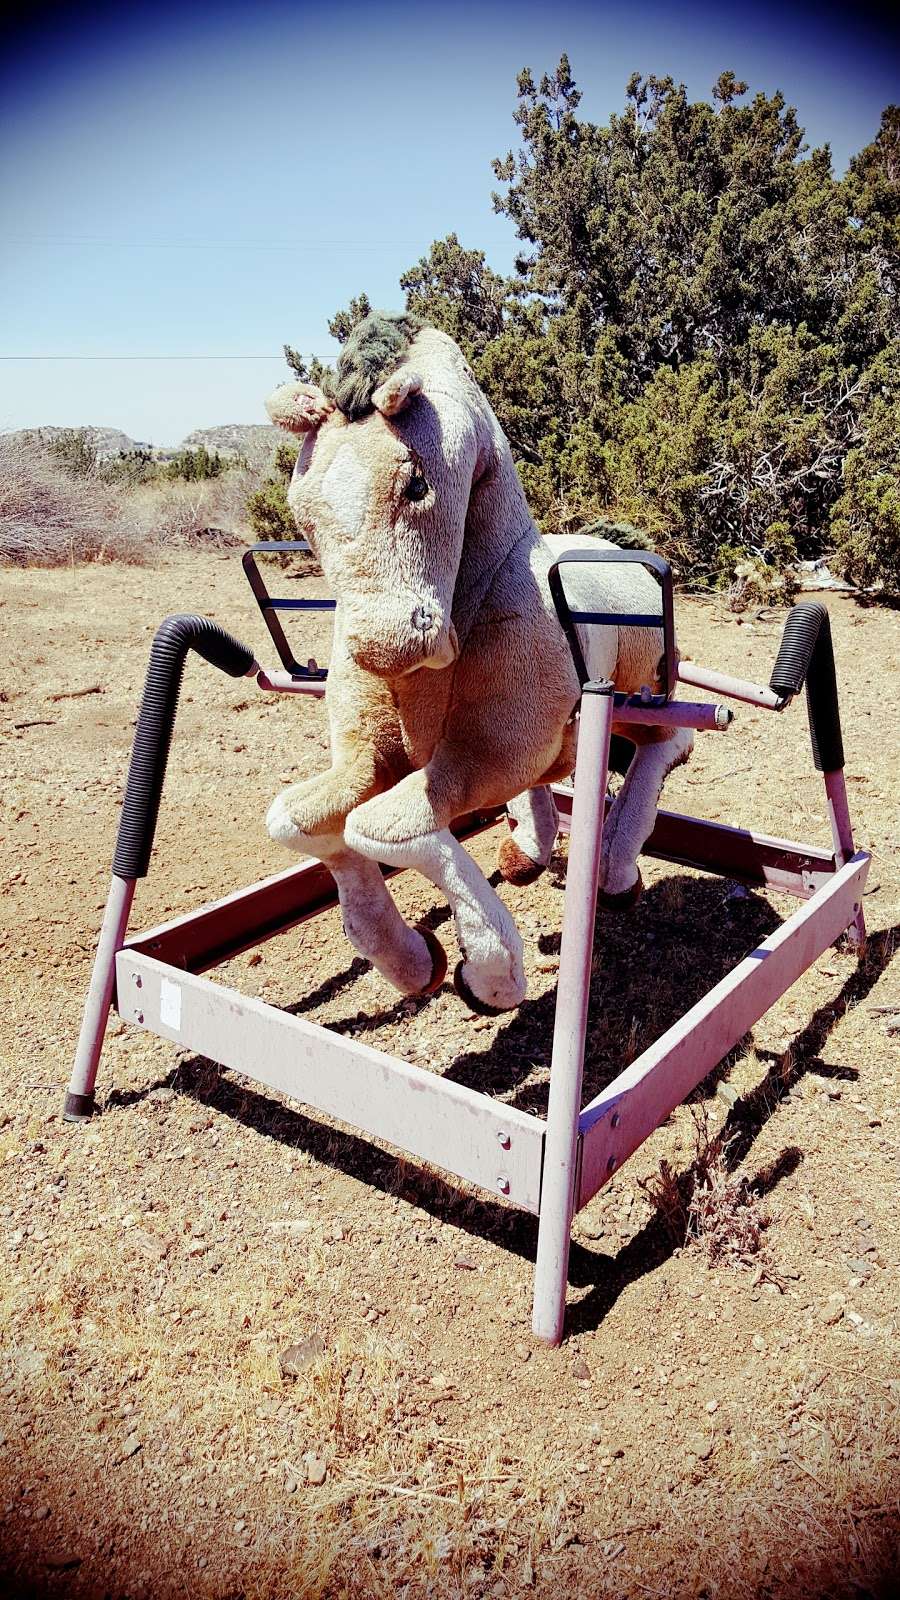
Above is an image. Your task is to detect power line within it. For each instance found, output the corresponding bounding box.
[0,354,285,361]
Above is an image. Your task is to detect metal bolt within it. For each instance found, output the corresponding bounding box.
[606,1155,617,1174]
[135,1011,144,1025]
[497,1131,511,1150]
[132,973,142,988]
[497,1175,510,1195]
[610,1112,621,1130]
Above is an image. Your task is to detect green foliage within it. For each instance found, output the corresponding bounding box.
[165,444,226,481]
[279,67,899,593]
[49,429,99,478]
[100,449,159,487]
[247,438,298,539]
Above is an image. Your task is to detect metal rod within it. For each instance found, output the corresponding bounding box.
[677,659,785,710]
[823,769,866,947]
[64,874,136,1120]
[615,700,732,731]
[256,668,327,697]
[532,682,615,1345]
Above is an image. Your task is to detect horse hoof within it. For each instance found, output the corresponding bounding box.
[453,962,508,1015]
[452,961,527,1015]
[497,832,545,886]
[599,870,643,911]
[417,926,448,995]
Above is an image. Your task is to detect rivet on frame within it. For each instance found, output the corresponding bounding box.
[497,1131,511,1149]
[607,1155,617,1174]
[610,1112,621,1129]
[497,1175,510,1195]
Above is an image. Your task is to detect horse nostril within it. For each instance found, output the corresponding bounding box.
[411,606,435,633]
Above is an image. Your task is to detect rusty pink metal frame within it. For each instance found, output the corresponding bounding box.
[68,661,869,1346]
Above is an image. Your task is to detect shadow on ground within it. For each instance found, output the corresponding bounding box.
[104,891,897,1338]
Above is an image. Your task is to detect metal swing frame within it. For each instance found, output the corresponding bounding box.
[65,545,869,1345]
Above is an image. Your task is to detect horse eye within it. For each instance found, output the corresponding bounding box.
[404,474,429,503]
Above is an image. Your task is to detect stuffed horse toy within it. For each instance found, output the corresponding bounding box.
[264,313,692,1012]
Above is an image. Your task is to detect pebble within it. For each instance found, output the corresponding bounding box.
[120,1433,141,1459]
[752,1334,766,1353]
[705,1400,718,1414]
[514,1342,532,1363]
[685,1433,714,1462]
[572,1359,591,1381]
[279,1335,325,1377]
[34,1505,51,1520]
[305,1456,327,1486]
[817,1299,845,1327]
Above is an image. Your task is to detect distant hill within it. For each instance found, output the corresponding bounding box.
[7,425,153,459]
[177,424,280,465]
[4,422,281,467]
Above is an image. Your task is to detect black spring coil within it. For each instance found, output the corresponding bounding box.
[112,615,256,879]
[769,602,844,772]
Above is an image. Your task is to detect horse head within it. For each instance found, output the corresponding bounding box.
[266,314,502,678]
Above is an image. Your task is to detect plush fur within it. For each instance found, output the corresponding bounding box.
[332,311,423,420]
[264,317,693,1010]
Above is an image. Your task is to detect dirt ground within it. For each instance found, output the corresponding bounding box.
[1,549,898,1600]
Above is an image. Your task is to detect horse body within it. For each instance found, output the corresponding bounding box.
[265,319,692,1010]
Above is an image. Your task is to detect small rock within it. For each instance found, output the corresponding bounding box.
[686,1433,714,1461]
[149,1087,175,1103]
[817,1300,844,1327]
[847,1258,873,1278]
[233,1519,246,1534]
[279,1335,325,1377]
[284,1477,298,1494]
[705,1400,718,1414]
[752,1334,766,1353]
[514,1342,532,1363]
[454,1256,478,1271]
[305,1455,327,1486]
[120,1433,142,1459]
[34,1505,51,1521]
[572,1359,591,1381]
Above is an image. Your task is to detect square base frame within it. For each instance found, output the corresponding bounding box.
[86,686,868,1345]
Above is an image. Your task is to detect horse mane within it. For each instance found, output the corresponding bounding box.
[331,311,424,421]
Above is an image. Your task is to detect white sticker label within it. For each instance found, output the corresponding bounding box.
[159,978,182,1033]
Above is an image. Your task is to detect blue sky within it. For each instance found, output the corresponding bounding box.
[1,0,897,444]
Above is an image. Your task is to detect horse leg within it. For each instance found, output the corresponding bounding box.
[302,831,446,994]
[265,683,445,995]
[344,761,526,1012]
[600,724,693,906]
[498,787,560,885]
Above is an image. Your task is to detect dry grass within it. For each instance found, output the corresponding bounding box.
[0,434,150,565]
[0,435,260,566]
[639,1105,769,1267]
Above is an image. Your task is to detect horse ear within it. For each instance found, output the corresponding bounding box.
[265,382,334,434]
[371,367,423,417]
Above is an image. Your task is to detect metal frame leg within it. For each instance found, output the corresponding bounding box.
[532,683,615,1344]
[823,769,866,948]
[64,874,135,1121]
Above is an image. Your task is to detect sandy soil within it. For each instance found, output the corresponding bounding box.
[1,549,898,1600]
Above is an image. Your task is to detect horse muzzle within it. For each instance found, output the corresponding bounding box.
[346,608,459,678]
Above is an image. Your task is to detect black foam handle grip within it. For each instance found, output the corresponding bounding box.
[112,615,256,879]
[770,603,844,772]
